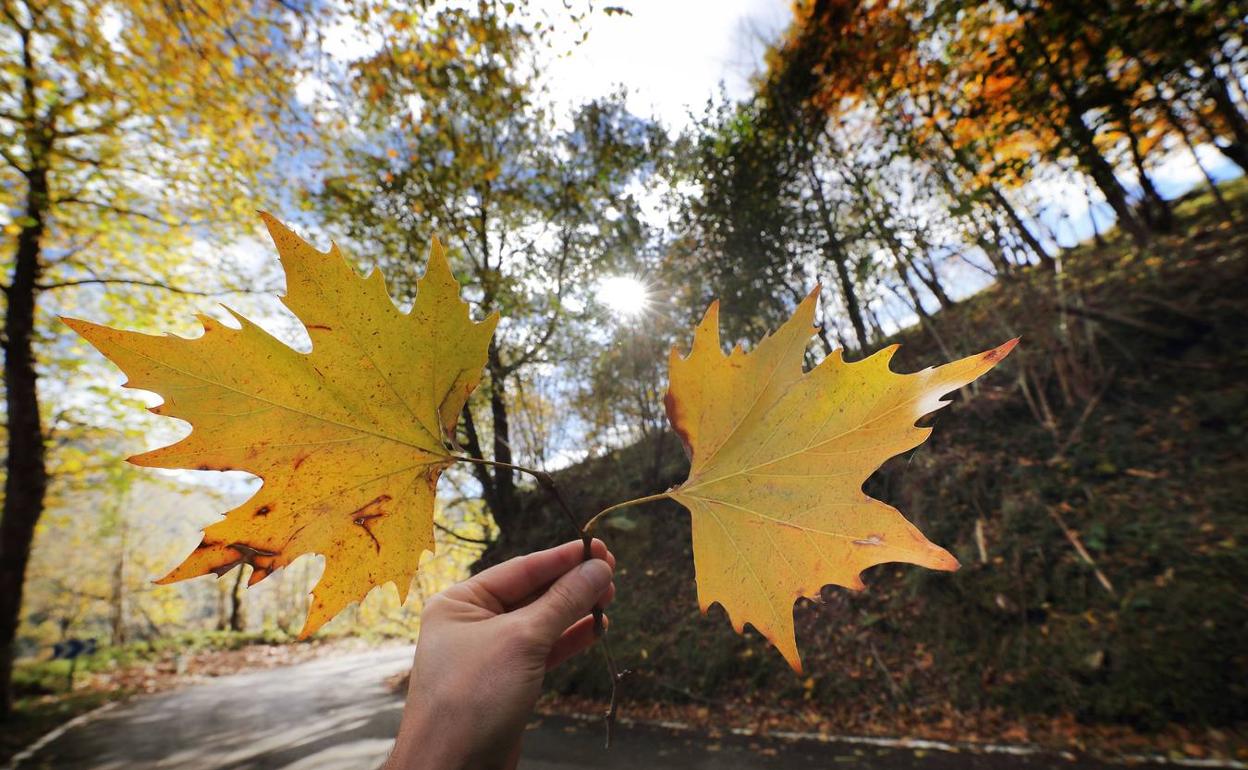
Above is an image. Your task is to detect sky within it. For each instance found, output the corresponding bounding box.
[265,0,1243,366]
[104,0,1239,349]
[106,0,798,474]
[532,0,1240,306]
[309,0,793,131]
[127,0,793,492]
[541,0,792,129]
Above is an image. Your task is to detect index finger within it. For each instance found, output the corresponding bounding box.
[467,539,615,610]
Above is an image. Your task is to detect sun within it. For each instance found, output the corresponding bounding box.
[596,275,650,319]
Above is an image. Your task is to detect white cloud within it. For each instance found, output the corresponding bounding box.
[315,0,791,130]
[543,0,791,128]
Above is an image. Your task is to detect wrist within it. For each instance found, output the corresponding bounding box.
[387,698,519,770]
[385,704,469,770]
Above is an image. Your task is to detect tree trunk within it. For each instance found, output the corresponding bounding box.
[0,163,49,718]
[800,143,869,351]
[1007,1,1151,248]
[922,136,1015,277]
[830,246,869,352]
[1076,24,1171,234]
[866,305,886,342]
[460,404,498,513]
[896,264,932,322]
[1205,65,1248,167]
[111,524,127,647]
[903,253,951,308]
[1086,184,1107,248]
[814,323,838,358]
[926,115,1053,271]
[987,185,1055,269]
[850,165,957,309]
[1187,89,1248,172]
[648,430,669,491]
[1162,98,1234,221]
[486,341,518,529]
[972,210,1016,277]
[888,280,953,361]
[1115,104,1173,232]
[229,566,247,632]
[1070,127,1151,248]
[907,233,956,308]
[216,581,229,631]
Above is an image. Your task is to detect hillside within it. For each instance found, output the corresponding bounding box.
[481,181,1248,752]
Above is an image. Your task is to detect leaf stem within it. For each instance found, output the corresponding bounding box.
[450,454,581,539]
[582,492,672,534]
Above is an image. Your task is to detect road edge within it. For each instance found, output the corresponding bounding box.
[3,700,120,770]
[544,710,1247,769]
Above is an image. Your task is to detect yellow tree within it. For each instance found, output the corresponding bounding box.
[0,0,317,716]
[781,0,1057,273]
[316,5,663,545]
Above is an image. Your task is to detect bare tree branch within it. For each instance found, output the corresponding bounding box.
[36,277,275,297]
[433,522,493,545]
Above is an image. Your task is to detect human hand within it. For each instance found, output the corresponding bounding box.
[384,540,616,770]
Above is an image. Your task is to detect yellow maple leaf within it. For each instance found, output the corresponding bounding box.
[63,214,497,636]
[663,289,1016,671]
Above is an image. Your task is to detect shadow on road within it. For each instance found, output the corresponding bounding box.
[16,646,1170,769]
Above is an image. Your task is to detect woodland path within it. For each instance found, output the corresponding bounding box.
[15,645,1161,769]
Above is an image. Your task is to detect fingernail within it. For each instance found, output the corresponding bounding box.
[579,559,612,593]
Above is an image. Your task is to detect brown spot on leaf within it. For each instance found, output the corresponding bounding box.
[984,338,1020,363]
[663,391,693,460]
[228,542,279,559]
[350,495,392,553]
[209,542,280,578]
[355,515,383,552]
[254,505,271,517]
[306,324,333,331]
[209,561,240,578]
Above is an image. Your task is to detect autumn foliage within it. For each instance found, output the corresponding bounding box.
[66,218,497,637]
[665,290,1012,669]
[4,0,1244,752]
[66,216,1011,670]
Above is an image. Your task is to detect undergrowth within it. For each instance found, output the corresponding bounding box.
[485,178,1248,731]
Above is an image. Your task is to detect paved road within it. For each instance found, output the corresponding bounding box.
[14,647,1156,769]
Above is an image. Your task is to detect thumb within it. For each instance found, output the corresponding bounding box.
[515,559,612,645]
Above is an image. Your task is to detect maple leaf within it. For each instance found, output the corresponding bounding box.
[63,214,497,636]
[663,288,1016,671]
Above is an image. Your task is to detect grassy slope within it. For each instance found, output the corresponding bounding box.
[492,179,1248,736]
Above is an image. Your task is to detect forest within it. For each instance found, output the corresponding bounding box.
[1,0,1245,766]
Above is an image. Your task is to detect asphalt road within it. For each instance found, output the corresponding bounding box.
[11,646,1170,770]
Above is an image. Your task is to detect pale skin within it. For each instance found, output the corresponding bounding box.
[384,540,616,770]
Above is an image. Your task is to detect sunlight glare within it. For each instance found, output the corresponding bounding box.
[597,276,650,320]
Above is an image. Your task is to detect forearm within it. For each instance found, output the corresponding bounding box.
[384,699,521,770]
